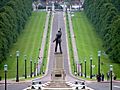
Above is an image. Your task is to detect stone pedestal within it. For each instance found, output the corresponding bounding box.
[43,54,70,89]
[51,53,66,81]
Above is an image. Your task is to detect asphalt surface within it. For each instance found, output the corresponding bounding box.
[87,81,120,90]
[0,82,31,90]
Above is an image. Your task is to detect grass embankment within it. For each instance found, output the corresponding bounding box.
[72,12,120,78]
[40,12,52,74]
[0,11,46,79]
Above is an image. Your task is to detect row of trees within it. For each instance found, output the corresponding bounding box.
[111,0,120,12]
[0,0,10,8]
[0,0,32,62]
[84,0,120,62]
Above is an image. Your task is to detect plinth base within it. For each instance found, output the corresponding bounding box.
[51,69,66,82]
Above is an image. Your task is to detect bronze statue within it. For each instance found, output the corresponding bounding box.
[53,28,62,54]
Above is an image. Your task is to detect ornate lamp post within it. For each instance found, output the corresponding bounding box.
[34,61,36,77]
[16,51,19,82]
[37,62,39,76]
[24,55,27,79]
[84,59,86,78]
[30,58,32,78]
[4,64,8,90]
[76,63,77,75]
[110,65,113,90]
[78,63,80,76]
[73,59,75,74]
[90,56,92,79]
[98,51,101,76]
[75,60,78,76]
[80,62,83,77]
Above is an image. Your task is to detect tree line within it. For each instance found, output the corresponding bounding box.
[84,0,120,62]
[0,0,32,62]
[0,0,10,8]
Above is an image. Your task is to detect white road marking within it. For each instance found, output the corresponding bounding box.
[114,85,120,88]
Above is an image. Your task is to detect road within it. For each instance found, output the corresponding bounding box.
[0,82,30,90]
[87,81,120,90]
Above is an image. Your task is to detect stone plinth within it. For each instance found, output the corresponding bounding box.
[54,53,64,69]
[51,53,65,82]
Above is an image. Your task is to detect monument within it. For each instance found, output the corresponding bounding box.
[53,29,62,54]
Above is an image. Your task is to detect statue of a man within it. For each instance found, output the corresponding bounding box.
[53,28,62,54]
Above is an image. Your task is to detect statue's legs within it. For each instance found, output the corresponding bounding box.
[55,42,58,52]
[59,42,62,53]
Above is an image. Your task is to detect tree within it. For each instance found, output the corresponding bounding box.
[84,0,120,62]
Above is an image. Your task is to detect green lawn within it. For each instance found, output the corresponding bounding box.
[72,12,120,78]
[0,11,46,79]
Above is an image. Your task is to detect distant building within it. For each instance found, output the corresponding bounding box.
[40,0,82,3]
[39,0,84,10]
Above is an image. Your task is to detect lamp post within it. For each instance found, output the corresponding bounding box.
[76,63,77,75]
[78,63,80,76]
[16,51,19,82]
[34,61,36,77]
[42,58,45,74]
[40,60,42,75]
[24,55,27,79]
[73,59,75,74]
[4,64,8,90]
[75,60,78,76]
[81,62,83,77]
[90,56,92,79]
[84,59,86,78]
[98,51,101,76]
[37,62,39,76]
[42,61,44,74]
[30,58,32,78]
[110,65,113,90]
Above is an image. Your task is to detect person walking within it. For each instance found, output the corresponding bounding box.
[114,75,117,80]
[107,72,110,81]
[101,73,104,81]
[53,28,62,54]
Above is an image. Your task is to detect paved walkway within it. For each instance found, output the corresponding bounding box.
[37,11,50,74]
[67,11,79,65]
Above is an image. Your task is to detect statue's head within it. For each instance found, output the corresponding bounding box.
[59,28,61,31]
[58,28,61,32]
